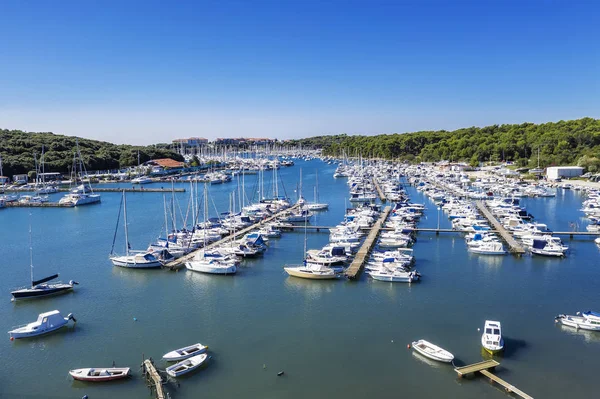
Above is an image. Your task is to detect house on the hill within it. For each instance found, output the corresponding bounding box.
[144,158,185,175]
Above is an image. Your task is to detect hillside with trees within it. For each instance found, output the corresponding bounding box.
[0,129,184,177]
[291,118,600,171]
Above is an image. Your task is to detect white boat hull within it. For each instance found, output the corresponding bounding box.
[411,340,454,363]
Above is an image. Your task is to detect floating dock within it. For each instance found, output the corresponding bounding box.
[372,177,386,201]
[142,358,166,399]
[455,360,533,399]
[164,203,301,270]
[475,201,526,254]
[345,206,392,279]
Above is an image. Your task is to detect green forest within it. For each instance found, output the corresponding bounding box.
[291,118,600,170]
[0,129,183,177]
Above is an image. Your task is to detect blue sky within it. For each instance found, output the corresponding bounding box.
[0,0,598,144]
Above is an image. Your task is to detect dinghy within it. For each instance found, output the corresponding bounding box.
[166,353,209,377]
[163,343,208,362]
[411,339,454,363]
[69,367,131,382]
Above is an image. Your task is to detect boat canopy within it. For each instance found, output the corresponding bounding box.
[330,247,345,256]
[532,239,547,249]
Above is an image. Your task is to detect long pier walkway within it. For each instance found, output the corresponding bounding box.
[455,360,533,399]
[164,203,301,270]
[142,359,166,399]
[372,177,386,201]
[345,206,392,279]
[475,201,526,254]
[2,187,185,193]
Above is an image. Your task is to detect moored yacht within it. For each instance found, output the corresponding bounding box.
[481,320,504,354]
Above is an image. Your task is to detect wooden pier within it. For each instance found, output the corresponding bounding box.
[475,201,526,254]
[164,203,301,270]
[372,177,386,201]
[345,206,392,279]
[142,359,167,399]
[455,360,533,399]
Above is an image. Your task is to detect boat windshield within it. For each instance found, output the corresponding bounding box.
[493,328,500,335]
[485,328,493,334]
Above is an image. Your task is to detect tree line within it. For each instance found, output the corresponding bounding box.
[0,129,184,177]
[288,118,600,171]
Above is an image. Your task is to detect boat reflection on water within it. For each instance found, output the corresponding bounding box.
[475,254,504,268]
[411,350,447,370]
[557,324,600,344]
[283,275,337,298]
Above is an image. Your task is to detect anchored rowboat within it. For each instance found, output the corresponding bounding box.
[411,339,454,363]
[69,367,131,382]
[163,343,208,362]
[166,353,209,377]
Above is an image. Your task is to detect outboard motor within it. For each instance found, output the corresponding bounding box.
[69,280,80,285]
[67,313,77,323]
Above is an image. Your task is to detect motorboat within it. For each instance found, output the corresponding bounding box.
[131,176,152,184]
[166,353,209,377]
[8,310,76,339]
[185,258,237,275]
[411,339,454,363]
[284,262,339,280]
[555,311,600,331]
[481,320,504,354]
[369,268,420,282]
[163,343,208,362]
[468,241,506,255]
[69,367,131,382]
[530,239,567,257]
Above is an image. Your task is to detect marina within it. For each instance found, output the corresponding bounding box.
[2,157,600,399]
[475,201,526,255]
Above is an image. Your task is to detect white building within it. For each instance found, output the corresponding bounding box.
[546,166,584,180]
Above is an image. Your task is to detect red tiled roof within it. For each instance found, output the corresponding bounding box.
[151,158,185,168]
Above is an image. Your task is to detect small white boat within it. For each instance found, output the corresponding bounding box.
[166,353,209,377]
[369,269,420,283]
[69,367,131,382]
[163,343,208,362]
[8,310,76,339]
[411,339,454,363]
[481,320,504,354]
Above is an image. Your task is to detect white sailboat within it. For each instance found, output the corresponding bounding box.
[284,214,339,280]
[58,140,101,206]
[185,184,237,275]
[305,170,329,211]
[109,191,163,268]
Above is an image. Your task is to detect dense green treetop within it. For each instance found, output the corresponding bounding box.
[0,129,184,177]
[289,118,600,170]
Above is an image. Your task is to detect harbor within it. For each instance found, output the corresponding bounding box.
[2,158,600,399]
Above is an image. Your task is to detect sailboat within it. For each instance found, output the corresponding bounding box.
[305,169,329,211]
[284,213,339,280]
[59,140,101,206]
[11,219,78,300]
[109,191,163,268]
[185,184,237,275]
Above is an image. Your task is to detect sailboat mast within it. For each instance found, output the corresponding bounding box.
[29,215,34,285]
[123,191,129,256]
[163,194,169,239]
